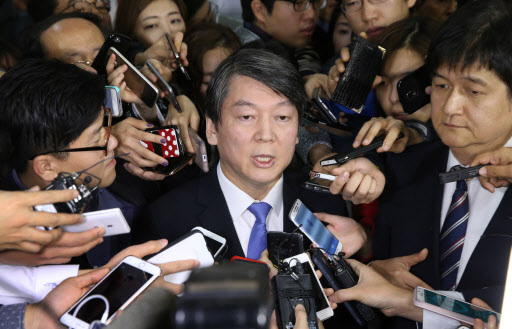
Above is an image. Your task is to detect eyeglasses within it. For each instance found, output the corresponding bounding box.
[60,0,110,14]
[284,0,327,12]
[341,0,389,14]
[30,108,112,160]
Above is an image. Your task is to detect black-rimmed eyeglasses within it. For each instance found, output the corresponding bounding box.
[30,108,112,160]
[283,0,327,12]
[60,0,110,13]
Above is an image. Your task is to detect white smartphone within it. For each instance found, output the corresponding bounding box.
[105,86,123,117]
[61,208,130,237]
[414,287,501,327]
[500,247,512,328]
[191,226,226,259]
[188,128,209,173]
[284,253,334,321]
[107,47,158,108]
[60,255,161,329]
[147,230,214,284]
[288,199,343,255]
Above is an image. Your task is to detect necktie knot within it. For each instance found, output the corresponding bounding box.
[450,165,468,191]
[248,202,272,224]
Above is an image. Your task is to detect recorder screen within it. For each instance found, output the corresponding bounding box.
[67,263,153,323]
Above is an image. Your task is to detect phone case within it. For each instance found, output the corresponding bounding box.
[331,34,385,113]
[188,128,209,173]
[91,33,131,75]
[397,65,431,114]
[61,208,130,236]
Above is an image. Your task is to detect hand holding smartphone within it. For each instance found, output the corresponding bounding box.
[145,60,182,113]
[60,256,161,329]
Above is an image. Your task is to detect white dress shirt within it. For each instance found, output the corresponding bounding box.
[423,138,512,328]
[217,163,284,257]
[0,264,79,305]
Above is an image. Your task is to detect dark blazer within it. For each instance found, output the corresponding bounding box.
[373,140,512,328]
[133,168,348,259]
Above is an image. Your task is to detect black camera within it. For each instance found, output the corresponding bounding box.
[34,172,98,214]
[175,263,272,329]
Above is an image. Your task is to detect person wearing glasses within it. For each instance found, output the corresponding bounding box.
[340,0,415,40]
[27,0,112,29]
[0,59,128,305]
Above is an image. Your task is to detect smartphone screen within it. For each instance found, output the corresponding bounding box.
[423,289,501,322]
[286,256,332,318]
[66,263,155,323]
[291,202,341,254]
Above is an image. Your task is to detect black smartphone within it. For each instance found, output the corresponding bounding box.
[320,132,404,166]
[140,125,194,175]
[311,88,338,126]
[267,231,305,267]
[331,33,385,114]
[397,64,431,114]
[145,60,182,113]
[91,33,131,75]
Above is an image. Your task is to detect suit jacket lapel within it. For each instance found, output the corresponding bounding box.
[195,170,244,259]
[282,173,299,233]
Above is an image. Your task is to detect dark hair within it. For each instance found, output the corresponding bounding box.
[26,0,58,23]
[0,59,106,173]
[241,0,275,23]
[377,16,441,72]
[23,12,107,59]
[426,0,512,94]
[115,0,187,40]
[205,48,306,125]
[184,23,242,107]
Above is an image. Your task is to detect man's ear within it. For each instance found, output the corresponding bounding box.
[206,118,219,146]
[407,0,417,9]
[251,0,270,25]
[32,155,59,183]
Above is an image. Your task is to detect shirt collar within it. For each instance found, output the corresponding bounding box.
[243,20,272,41]
[217,163,283,222]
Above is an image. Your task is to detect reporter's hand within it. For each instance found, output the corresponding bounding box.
[164,95,200,155]
[0,228,105,266]
[111,118,169,180]
[258,249,278,279]
[353,117,410,153]
[315,213,366,258]
[471,298,499,329]
[0,188,84,252]
[369,248,431,290]
[103,239,198,295]
[330,259,423,322]
[327,33,382,96]
[140,59,173,98]
[470,147,512,192]
[24,267,110,329]
[329,157,385,204]
[134,32,188,68]
[304,74,330,99]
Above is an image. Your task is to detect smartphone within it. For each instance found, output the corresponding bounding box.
[91,33,131,75]
[188,128,209,173]
[107,47,158,108]
[304,171,336,193]
[140,125,195,175]
[105,86,123,117]
[311,88,338,126]
[320,132,404,166]
[414,287,501,326]
[191,226,226,260]
[146,231,214,284]
[397,65,431,114]
[267,231,304,267]
[60,255,161,329]
[165,33,190,81]
[284,253,334,321]
[288,199,342,255]
[145,60,182,113]
[62,208,130,237]
[331,33,385,114]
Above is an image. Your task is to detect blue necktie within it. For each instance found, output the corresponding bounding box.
[247,202,272,260]
[440,166,469,291]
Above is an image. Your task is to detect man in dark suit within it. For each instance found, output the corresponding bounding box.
[365,1,512,327]
[134,48,383,260]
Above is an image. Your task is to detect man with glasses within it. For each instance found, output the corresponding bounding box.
[340,0,415,40]
[0,59,136,305]
[27,0,112,29]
